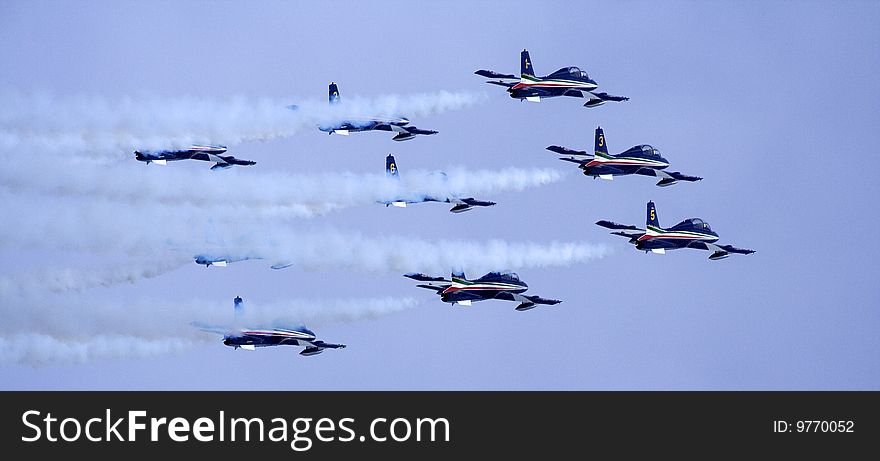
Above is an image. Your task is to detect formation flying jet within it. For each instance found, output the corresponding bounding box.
[193,254,293,270]
[196,297,346,356]
[306,82,438,141]
[475,49,628,107]
[134,145,256,170]
[380,155,496,213]
[596,201,755,260]
[405,271,561,311]
[548,127,702,186]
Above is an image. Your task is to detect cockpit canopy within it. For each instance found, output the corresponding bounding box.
[638,145,661,157]
[550,67,591,80]
[485,270,520,281]
[684,218,711,231]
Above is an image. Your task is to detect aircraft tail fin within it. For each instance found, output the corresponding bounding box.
[520,49,536,81]
[646,201,660,229]
[386,154,400,179]
[595,126,609,156]
[233,296,244,316]
[451,269,466,281]
[329,82,341,104]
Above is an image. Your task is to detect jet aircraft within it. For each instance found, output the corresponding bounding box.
[596,201,755,260]
[193,254,293,270]
[404,271,561,311]
[380,155,496,213]
[475,49,628,107]
[196,297,346,356]
[134,145,256,170]
[301,82,438,141]
[547,127,702,186]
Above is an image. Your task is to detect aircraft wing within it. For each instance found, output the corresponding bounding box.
[404,273,449,282]
[584,91,630,108]
[635,168,702,186]
[590,91,630,102]
[666,171,702,182]
[459,197,496,207]
[547,145,590,157]
[688,241,756,259]
[300,340,346,356]
[717,244,755,255]
[475,69,517,80]
[191,321,230,336]
[596,220,643,231]
[596,220,645,239]
[403,126,439,135]
[495,292,562,311]
[486,80,516,88]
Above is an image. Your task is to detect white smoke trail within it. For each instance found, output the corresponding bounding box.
[0,153,566,219]
[0,334,199,365]
[0,258,188,298]
[0,89,487,159]
[0,294,422,365]
[0,195,612,274]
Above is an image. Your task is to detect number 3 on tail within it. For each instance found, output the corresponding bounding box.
[599,135,605,147]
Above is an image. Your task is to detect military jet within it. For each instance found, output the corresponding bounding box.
[134,145,256,170]
[301,82,438,141]
[475,49,628,107]
[196,297,346,356]
[405,271,561,311]
[380,155,496,213]
[548,127,702,186]
[597,201,755,260]
[193,254,293,270]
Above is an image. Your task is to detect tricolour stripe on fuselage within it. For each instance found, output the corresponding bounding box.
[512,75,597,91]
[639,226,717,242]
[586,153,668,169]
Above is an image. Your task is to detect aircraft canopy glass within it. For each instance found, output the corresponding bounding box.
[633,145,660,157]
[567,67,590,78]
[687,218,712,230]
[490,270,520,280]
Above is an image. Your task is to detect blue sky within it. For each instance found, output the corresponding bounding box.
[0,1,878,389]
